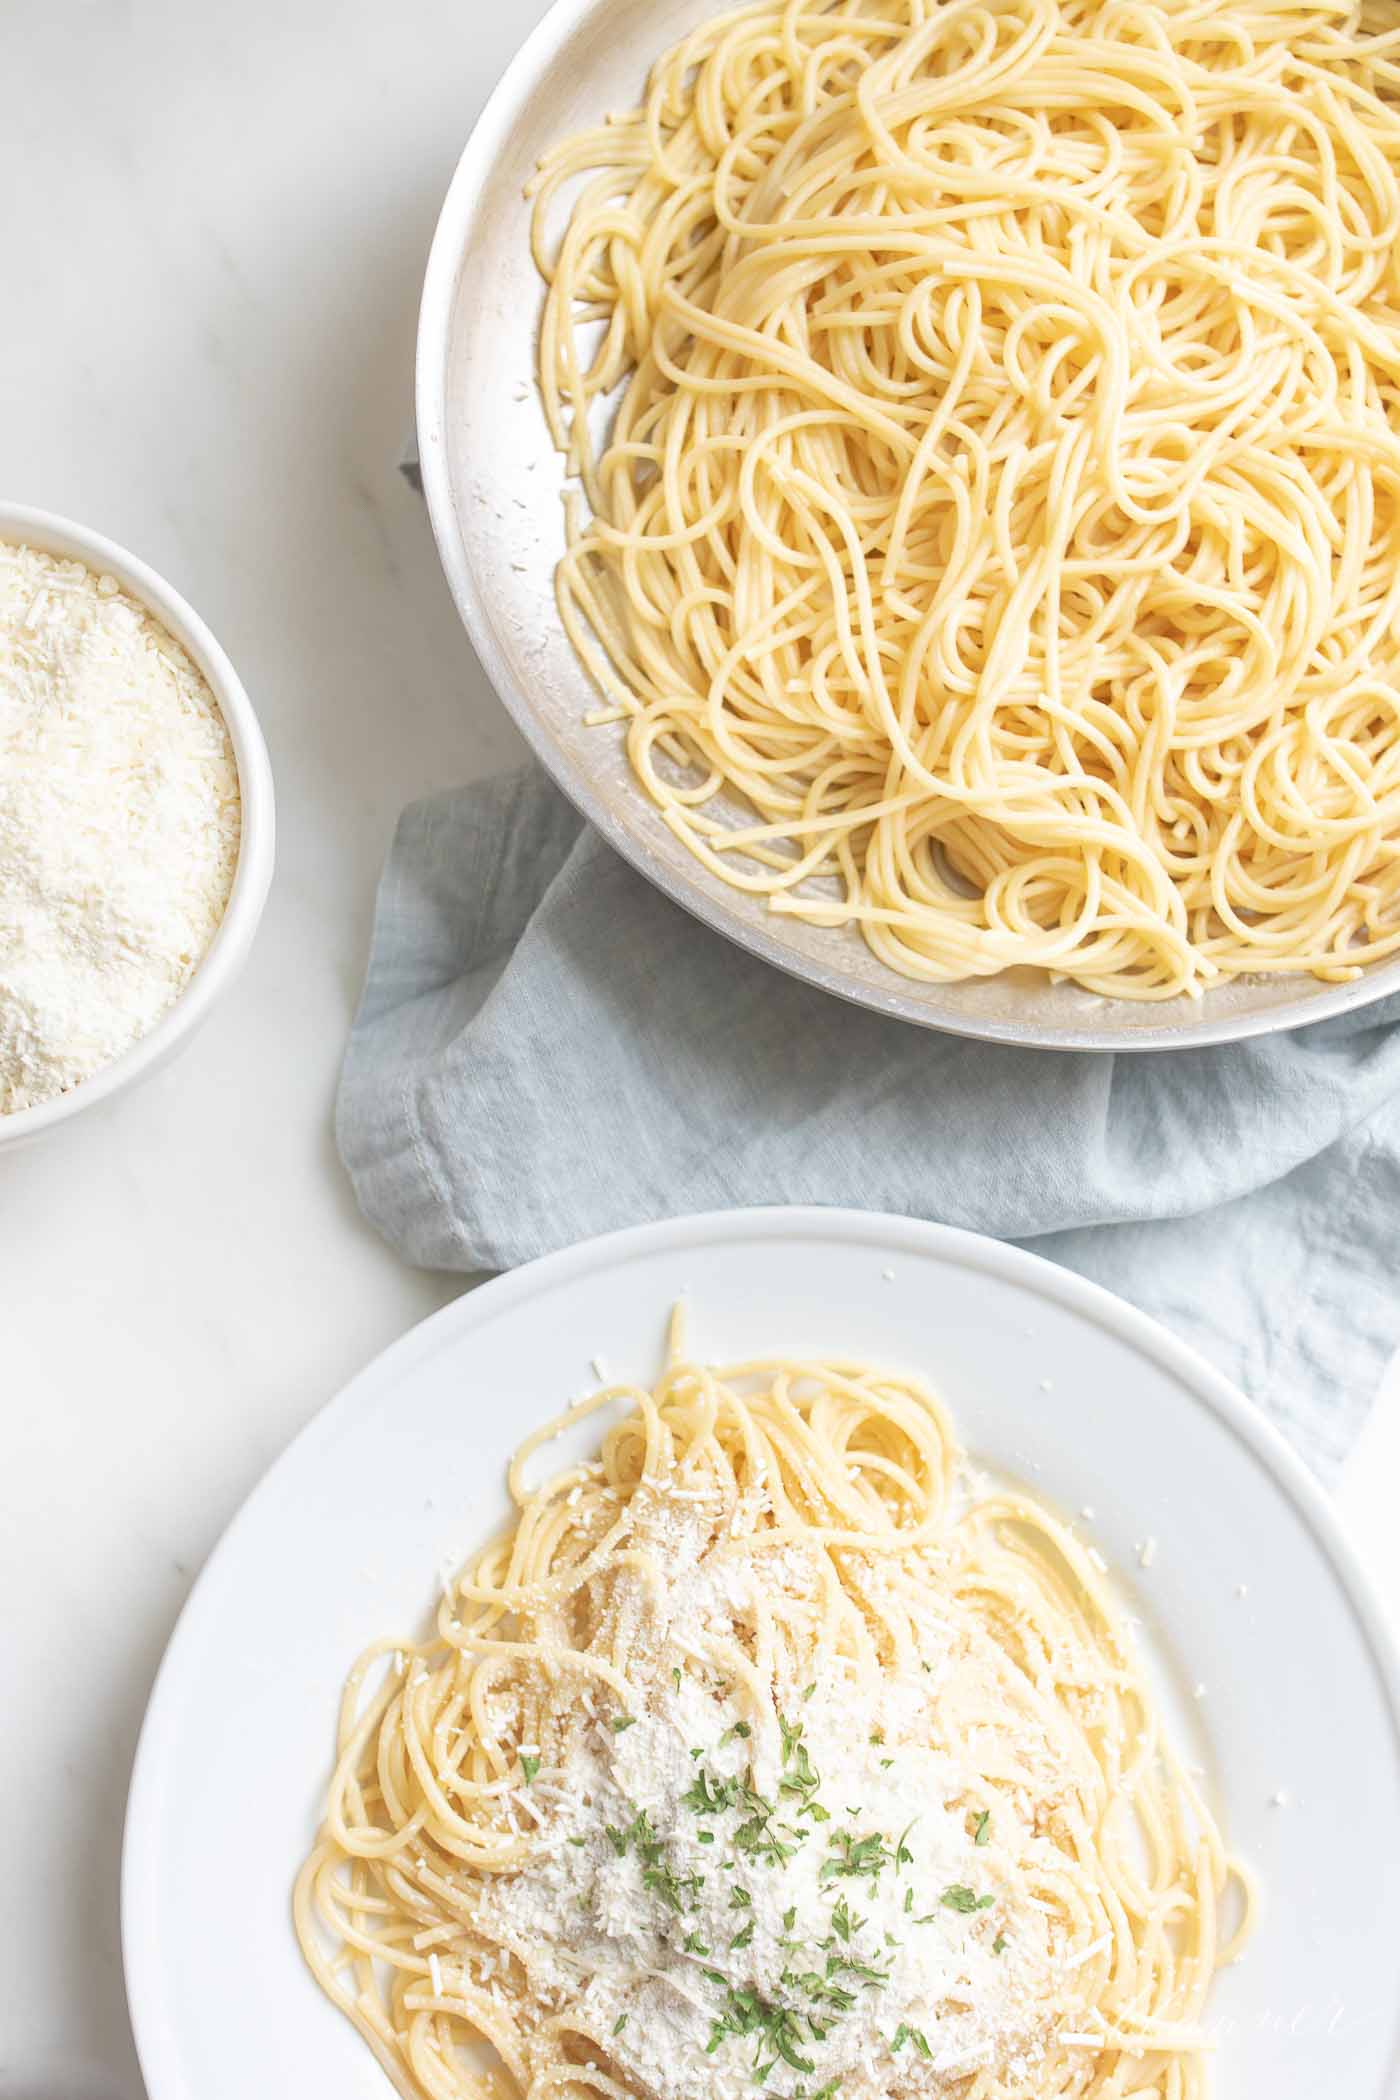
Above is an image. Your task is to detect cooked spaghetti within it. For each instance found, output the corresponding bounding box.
[528,0,1400,999]
[296,1321,1250,2098]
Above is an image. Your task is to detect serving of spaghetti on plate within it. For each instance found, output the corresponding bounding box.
[295,1310,1253,2099]
[122,1211,1400,2100]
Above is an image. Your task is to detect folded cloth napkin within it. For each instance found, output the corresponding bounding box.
[339,764,1400,1479]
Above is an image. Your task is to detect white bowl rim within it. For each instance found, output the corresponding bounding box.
[414,0,1400,1053]
[0,501,275,1146]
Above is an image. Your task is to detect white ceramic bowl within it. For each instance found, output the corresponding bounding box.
[0,503,275,1151]
[416,0,1400,1051]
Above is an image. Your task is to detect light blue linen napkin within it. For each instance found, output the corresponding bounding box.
[338,764,1400,1478]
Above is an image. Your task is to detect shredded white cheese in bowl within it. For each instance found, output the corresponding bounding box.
[0,512,273,1142]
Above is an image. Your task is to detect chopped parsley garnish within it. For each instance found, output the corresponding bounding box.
[612,1715,636,1733]
[807,1972,855,2012]
[774,2032,815,2074]
[993,1933,1008,1955]
[821,1830,892,1882]
[519,1754,540,1783]
[734,1803,800,1866]
[941,1884,995,1914]
[731,1920,755,1950]
[974,1810,991,1847]
[644,1856,697,1914]
[683,1768,739,1816]
[630,1808,660,1850]
[707,1986,816,2078]
[612,2014,629,2036]
[839,1955,890,1988]
[780,1741,821,1799]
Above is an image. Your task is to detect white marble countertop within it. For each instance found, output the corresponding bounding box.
[2,5,1397,2095]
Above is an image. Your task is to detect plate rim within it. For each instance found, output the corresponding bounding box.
[121,1204,1400,2099]
[414,0,1400,1053]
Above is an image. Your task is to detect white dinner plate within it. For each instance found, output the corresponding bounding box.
[123,1208,1400,2096]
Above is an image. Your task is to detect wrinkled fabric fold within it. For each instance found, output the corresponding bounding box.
[338,765,1400,1478]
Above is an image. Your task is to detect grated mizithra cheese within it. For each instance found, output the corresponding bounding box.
[0,541,241,1114]
[473,1483,1077,2100]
